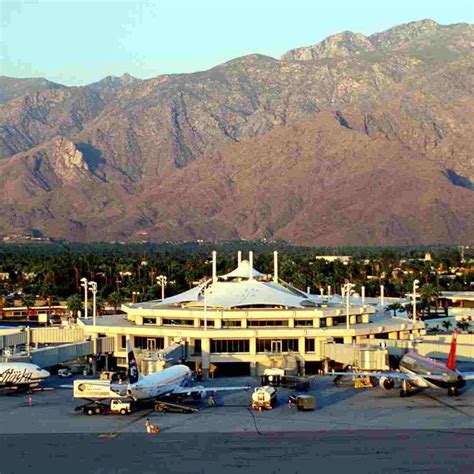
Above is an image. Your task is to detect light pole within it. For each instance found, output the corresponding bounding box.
[156,275,167,302]
[80,277,88,319]
[204,285,207,331]
[88,281,97,327]
[412,279,420,327]
[344,283,355,330]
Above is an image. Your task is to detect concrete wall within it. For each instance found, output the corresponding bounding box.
[416,334,474,362]
[358,334,474,362]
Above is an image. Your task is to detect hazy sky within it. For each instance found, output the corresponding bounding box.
[1,0,473,85]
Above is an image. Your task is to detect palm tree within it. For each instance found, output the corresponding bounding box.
[420,284,441,318]
[386,302,404,316]
[403,303,412,317]
[67,294,83,319]
[21,294,36,322]
[456,318,470,332]
[96,297,106,316]
[441,320,452,332]
[108,292,123,312]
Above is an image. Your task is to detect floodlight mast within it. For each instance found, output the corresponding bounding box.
[80,277,88,319]
[156,275,168,302]
[412,279,420,326]
[344,283,356,330]
[88,281,97,327]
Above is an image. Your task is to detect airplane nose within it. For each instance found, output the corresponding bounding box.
[42,370,50,378]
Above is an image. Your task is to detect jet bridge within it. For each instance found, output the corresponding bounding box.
[323,343,389,371]
[136,342,187,375]
[1,330,115,368]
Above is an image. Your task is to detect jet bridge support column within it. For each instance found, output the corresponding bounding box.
[250,338,257,376]
[201,337,211,379]
[298,337,306,376]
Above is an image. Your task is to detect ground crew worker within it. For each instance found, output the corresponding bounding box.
[288,394,296,408]
[207,392,217,407]
[145,418,160,434]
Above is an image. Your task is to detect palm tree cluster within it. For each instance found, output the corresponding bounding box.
[0,243,471,310]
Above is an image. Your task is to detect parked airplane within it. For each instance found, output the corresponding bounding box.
[0,362,50,391]
[333,330,474,397]
[74,342,250,404]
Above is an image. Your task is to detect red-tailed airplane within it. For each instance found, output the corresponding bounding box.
[333,330,474,397]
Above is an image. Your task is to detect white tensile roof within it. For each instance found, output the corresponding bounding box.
[221,260,265,280]
[129,259,322,310]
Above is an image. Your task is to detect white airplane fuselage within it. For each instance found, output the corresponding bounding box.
[127,364,192,400]
[0,363,50,388]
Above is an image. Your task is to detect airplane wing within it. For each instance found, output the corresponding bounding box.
[459,372,474,381]
[331,371,412,380]
[171,385,251,396]
[331,371,448,381]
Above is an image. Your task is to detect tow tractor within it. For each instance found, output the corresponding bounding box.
[75,399,132,416]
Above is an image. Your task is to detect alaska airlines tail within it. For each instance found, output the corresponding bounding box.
[446,329,458,370]
[127,340,139,384]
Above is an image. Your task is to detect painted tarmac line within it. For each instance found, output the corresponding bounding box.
[420,392,473,417]
[98,408,155,438]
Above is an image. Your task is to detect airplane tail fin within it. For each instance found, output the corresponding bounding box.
[446,329,458,370]
[127,340,139,384]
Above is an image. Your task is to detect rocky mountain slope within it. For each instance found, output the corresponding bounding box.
[0,19,472,245]
[0,76,65,104]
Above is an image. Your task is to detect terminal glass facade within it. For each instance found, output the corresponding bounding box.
[162,318,194,326]
[210,339,250,354]
[248,320,289,327]
[256,338,299,353]
[134,336,164,350]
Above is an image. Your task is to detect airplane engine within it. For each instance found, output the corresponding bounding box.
[379,377,395,390]
[191,392,202,400]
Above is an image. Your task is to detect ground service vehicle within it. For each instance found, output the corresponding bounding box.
[252,386,277,411]
[296,395,316,411]
[154,401,199,413]
[58,368,72,378]
[261,369,310,391]
[76,399,131,416]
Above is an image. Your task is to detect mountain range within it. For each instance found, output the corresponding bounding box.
[0,19,473,245]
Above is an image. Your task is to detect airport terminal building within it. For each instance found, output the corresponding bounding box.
[79,252,424,377]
